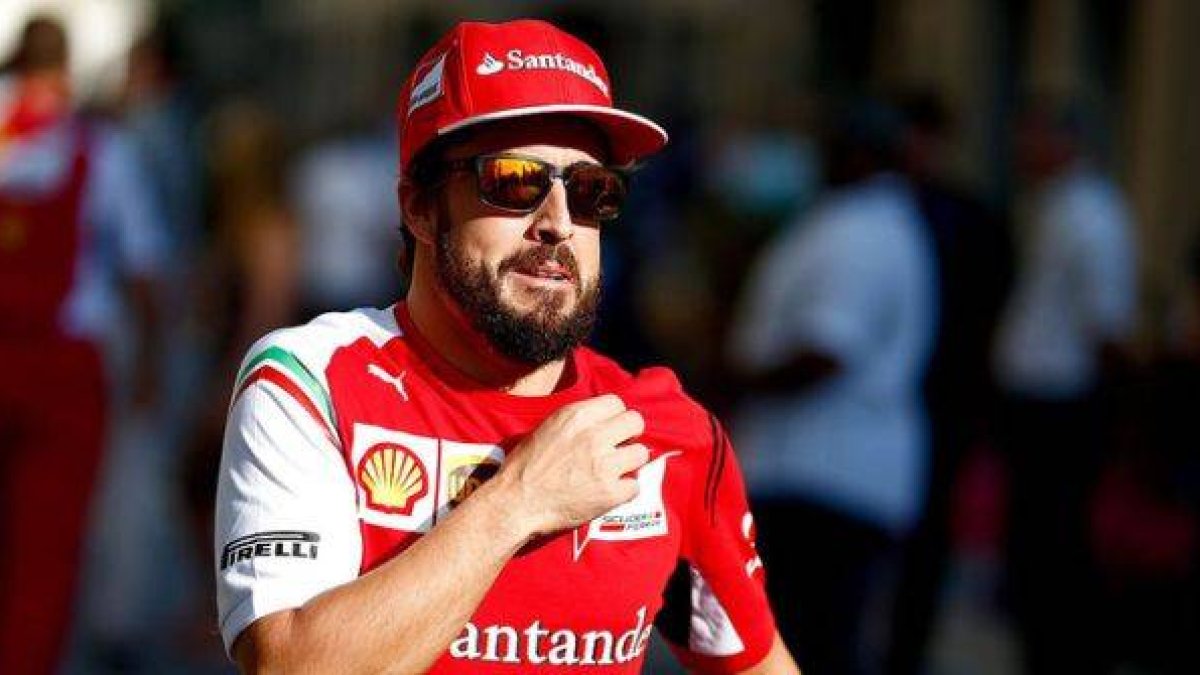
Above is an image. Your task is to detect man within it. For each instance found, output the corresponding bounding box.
[0,15,164,674]
[886,92,1010,675]
[729,100,937,674]
[215,19,798,674]
[992,99,1137,674]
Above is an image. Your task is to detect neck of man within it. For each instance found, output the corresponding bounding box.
[404,273,570,397]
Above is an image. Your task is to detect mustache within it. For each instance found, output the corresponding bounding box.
[497,245,581,281]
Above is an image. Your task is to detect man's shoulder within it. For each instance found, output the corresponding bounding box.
[577,348,681,398]
[236,306,401,386]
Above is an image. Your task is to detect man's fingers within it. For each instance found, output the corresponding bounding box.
[550,394,626,431]
[610,442,651,477]
[613,476,641,503]
[575,393,626,417]
[593,409,645,448]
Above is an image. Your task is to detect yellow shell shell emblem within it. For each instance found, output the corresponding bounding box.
[358,444,428,515]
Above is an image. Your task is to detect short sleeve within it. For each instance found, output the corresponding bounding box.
[214,339,362,654]
[655,415,777,673]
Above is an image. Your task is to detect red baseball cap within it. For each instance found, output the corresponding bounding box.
[396,19,667,173]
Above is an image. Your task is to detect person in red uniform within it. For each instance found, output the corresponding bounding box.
[216,19,799,674]
[0,16,163,674]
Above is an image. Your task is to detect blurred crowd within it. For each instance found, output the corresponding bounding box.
[1,6,1197,675]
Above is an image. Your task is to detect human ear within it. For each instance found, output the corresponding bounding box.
[398,179,436,246]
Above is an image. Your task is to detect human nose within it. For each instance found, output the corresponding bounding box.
[529,179,574,245]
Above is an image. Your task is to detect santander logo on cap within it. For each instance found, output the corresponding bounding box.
[475,53,504,76]
[398,19,667,172]
[474,49,609,96]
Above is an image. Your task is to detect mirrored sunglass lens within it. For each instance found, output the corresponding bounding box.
[479,157,550,210]
[568,166,626,220]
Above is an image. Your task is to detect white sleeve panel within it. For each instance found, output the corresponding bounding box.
[215,380,361,654]
[687,565,745,657]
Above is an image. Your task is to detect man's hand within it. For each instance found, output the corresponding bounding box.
[495,394,650,538]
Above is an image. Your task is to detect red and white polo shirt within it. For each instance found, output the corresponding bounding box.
[216,303,777,672]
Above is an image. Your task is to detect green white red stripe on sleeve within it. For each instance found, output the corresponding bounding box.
[232,345,337,442]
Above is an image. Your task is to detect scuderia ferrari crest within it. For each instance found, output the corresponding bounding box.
[574,451,680,560]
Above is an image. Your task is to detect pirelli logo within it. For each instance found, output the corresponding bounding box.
[220,531,320,570]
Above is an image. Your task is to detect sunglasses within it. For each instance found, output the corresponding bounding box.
[438,153,628,222]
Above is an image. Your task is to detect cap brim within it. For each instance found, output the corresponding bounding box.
[437,104,668,167]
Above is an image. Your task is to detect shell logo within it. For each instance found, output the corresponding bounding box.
[357,443,428,515]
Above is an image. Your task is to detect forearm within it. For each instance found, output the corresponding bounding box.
[238,480,531,674]
[233,393,646,674]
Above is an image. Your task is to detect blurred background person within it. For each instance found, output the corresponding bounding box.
[174,98,302,667]
[728,98,938,675]
[73,20,208,672]
[0,14,165,675]
[289,121,401,315]
[194,100,301,398]
[886,91,1012,675]
[1076,231,1200,675]
[991,97,1139,674]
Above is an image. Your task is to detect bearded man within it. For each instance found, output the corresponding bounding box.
[215,19,798,674]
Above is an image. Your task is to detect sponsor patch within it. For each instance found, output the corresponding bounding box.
[408,53,447,115]
[448,605,652,666]
[351,425,505,532]
[475,52,504,75]
[438,440,507,520]
[446,456,500,506]
[352,425,439,531]
[358,443,429,515]
[574,451,679,559]
[367,363,409,401]
[220,531,320,570]
[472,48,608,96]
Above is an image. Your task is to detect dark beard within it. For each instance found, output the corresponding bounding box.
[434,224,600,367]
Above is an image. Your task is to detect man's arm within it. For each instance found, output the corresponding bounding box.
[658,415,799,674]
[735,635,800,674]
[232,393,650,675]
[235,475,526,674]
